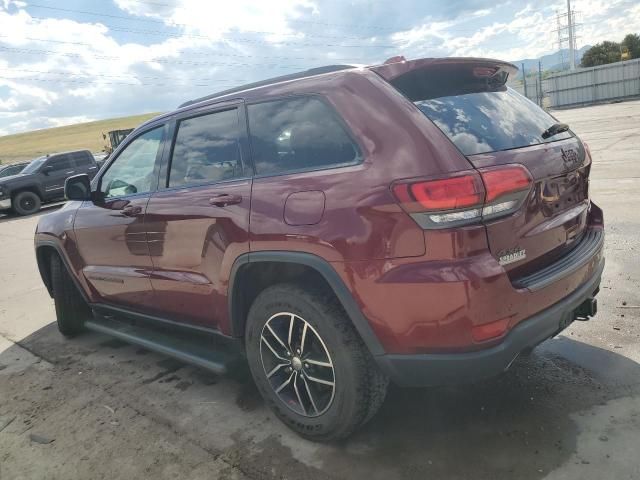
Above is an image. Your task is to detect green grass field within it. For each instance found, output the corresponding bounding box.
[0,112,161,164]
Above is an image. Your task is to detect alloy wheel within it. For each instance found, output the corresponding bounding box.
[259,312,335,417]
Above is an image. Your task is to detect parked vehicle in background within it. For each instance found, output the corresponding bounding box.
[0,150,98,215]
[93,152,108,169]
[103,128,134,154]
[0,161,28,178]
[34,57,604,441]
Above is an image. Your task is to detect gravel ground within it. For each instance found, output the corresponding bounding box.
[1,100,639,480]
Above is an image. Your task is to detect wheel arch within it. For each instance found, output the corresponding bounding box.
[12,185,45,201]
[228,251,385,356]
[35,240,90,303]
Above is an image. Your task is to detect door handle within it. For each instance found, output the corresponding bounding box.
[209,193,242,207]
[121,205,142,216]
[65,171,75,175]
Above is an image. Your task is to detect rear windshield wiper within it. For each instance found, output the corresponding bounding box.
[541,122,570,139]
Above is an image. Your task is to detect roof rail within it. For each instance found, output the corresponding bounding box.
[178,64,354,108]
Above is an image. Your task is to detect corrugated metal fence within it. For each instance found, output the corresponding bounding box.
[546,59,640,108]
[510,78,552,108]
[509,58,640,109]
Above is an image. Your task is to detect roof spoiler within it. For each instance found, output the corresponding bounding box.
[370,57,518,85]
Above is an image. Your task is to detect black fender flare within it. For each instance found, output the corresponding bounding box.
[228,251,385,356]
[11,183,46,200]
[35,239,90,304]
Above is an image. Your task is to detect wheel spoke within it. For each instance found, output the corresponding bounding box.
[300,322,308,354]
[266,324,289,352]
[304,374,334,387]
[266,363,288,378]
[275,372,294,393]
[287,314,295,349]
[301,375,319,415]
[261,335,288,362]
[304,357,332,368]
[292,372,306,415]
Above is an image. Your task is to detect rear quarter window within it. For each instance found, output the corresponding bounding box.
[247,96,359,176]
[72,151,94,166]
[414,87,572,156]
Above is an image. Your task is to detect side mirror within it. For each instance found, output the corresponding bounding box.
[41,165,53,175]
[64,174,91,201]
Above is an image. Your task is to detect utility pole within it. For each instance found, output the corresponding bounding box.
[554,3,579,71]
[522,63,528,99]
[538,61,544,107]
[567,0,575,70]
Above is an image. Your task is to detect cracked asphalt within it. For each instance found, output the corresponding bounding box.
[1,100,639,480]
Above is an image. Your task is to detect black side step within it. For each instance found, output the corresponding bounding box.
[85,316,241,375]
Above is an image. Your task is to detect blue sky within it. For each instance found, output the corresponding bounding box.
[0,0,639,135]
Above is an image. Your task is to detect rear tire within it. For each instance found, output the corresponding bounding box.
[51,254,90,337]
[13,191,41,216]
[245,284,388,441]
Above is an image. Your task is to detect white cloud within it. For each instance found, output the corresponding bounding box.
[0,0,639,136]
[115,0,318,42]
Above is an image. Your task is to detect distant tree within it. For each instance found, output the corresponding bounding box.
[581,41,623,67]
[621,33,640,59]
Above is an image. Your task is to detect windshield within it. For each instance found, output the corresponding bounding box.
[20,156,47,174]
[414,87,572,156]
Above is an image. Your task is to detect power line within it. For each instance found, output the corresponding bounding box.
[58,0,413,32]
[27,16,395,49]
[26,3,386,41]
[0,46,336,68]
[0,35,361,62]
[1,68,245,83]
[0,75,236,88]
[28,0,498,35]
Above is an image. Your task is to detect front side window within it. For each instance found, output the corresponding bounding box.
[100,127,163,198]
[247,97,358,176]
[168,109,242,188]
[21,156,47,175]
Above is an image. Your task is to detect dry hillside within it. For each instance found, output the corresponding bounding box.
[0,112,161,164]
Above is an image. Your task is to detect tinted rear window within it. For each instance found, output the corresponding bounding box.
[413,87,571,156]
[169,109,242,187]
[247,97,358,176]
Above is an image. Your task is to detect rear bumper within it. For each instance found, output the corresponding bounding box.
[375,257,604,387]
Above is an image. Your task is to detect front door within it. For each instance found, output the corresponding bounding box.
[73,125,166,310]
[144,105,251,331]
[41,154,75,200]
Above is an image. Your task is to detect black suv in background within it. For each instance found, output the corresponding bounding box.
[0,162,28,178]
[0,150,98,216]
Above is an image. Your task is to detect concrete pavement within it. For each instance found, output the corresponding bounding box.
[1,100,639,480]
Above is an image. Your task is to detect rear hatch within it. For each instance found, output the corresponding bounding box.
[374,58,591,279]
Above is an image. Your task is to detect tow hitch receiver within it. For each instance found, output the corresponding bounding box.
[574,298,598,321]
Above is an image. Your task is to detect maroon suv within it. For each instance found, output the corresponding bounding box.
[34,57,604,441]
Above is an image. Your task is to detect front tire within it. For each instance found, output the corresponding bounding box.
[13,191,41,216]
[245,284,388,441]
[51,254,90,337]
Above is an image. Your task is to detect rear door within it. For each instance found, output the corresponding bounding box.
[380,59,590,278]
[144,102,252,330]
[72,151,99,179]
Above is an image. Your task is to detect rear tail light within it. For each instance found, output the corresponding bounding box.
[392,164,532,229]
